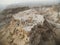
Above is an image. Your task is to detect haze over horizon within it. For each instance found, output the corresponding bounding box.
[0,0,60,10]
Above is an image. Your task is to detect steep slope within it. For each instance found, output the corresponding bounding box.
[0,9,44,45]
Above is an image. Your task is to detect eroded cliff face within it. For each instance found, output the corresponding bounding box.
[0,8,59,45]
[0,18,56,45]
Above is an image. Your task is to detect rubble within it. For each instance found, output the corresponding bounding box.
[0,18,29,45]
[0,17,56,45]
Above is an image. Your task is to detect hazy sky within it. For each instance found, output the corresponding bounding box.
[0,0,60,6]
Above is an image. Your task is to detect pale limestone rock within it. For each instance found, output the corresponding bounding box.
[13,9,44,31]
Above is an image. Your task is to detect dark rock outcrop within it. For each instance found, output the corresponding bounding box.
[29,20,56,45]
